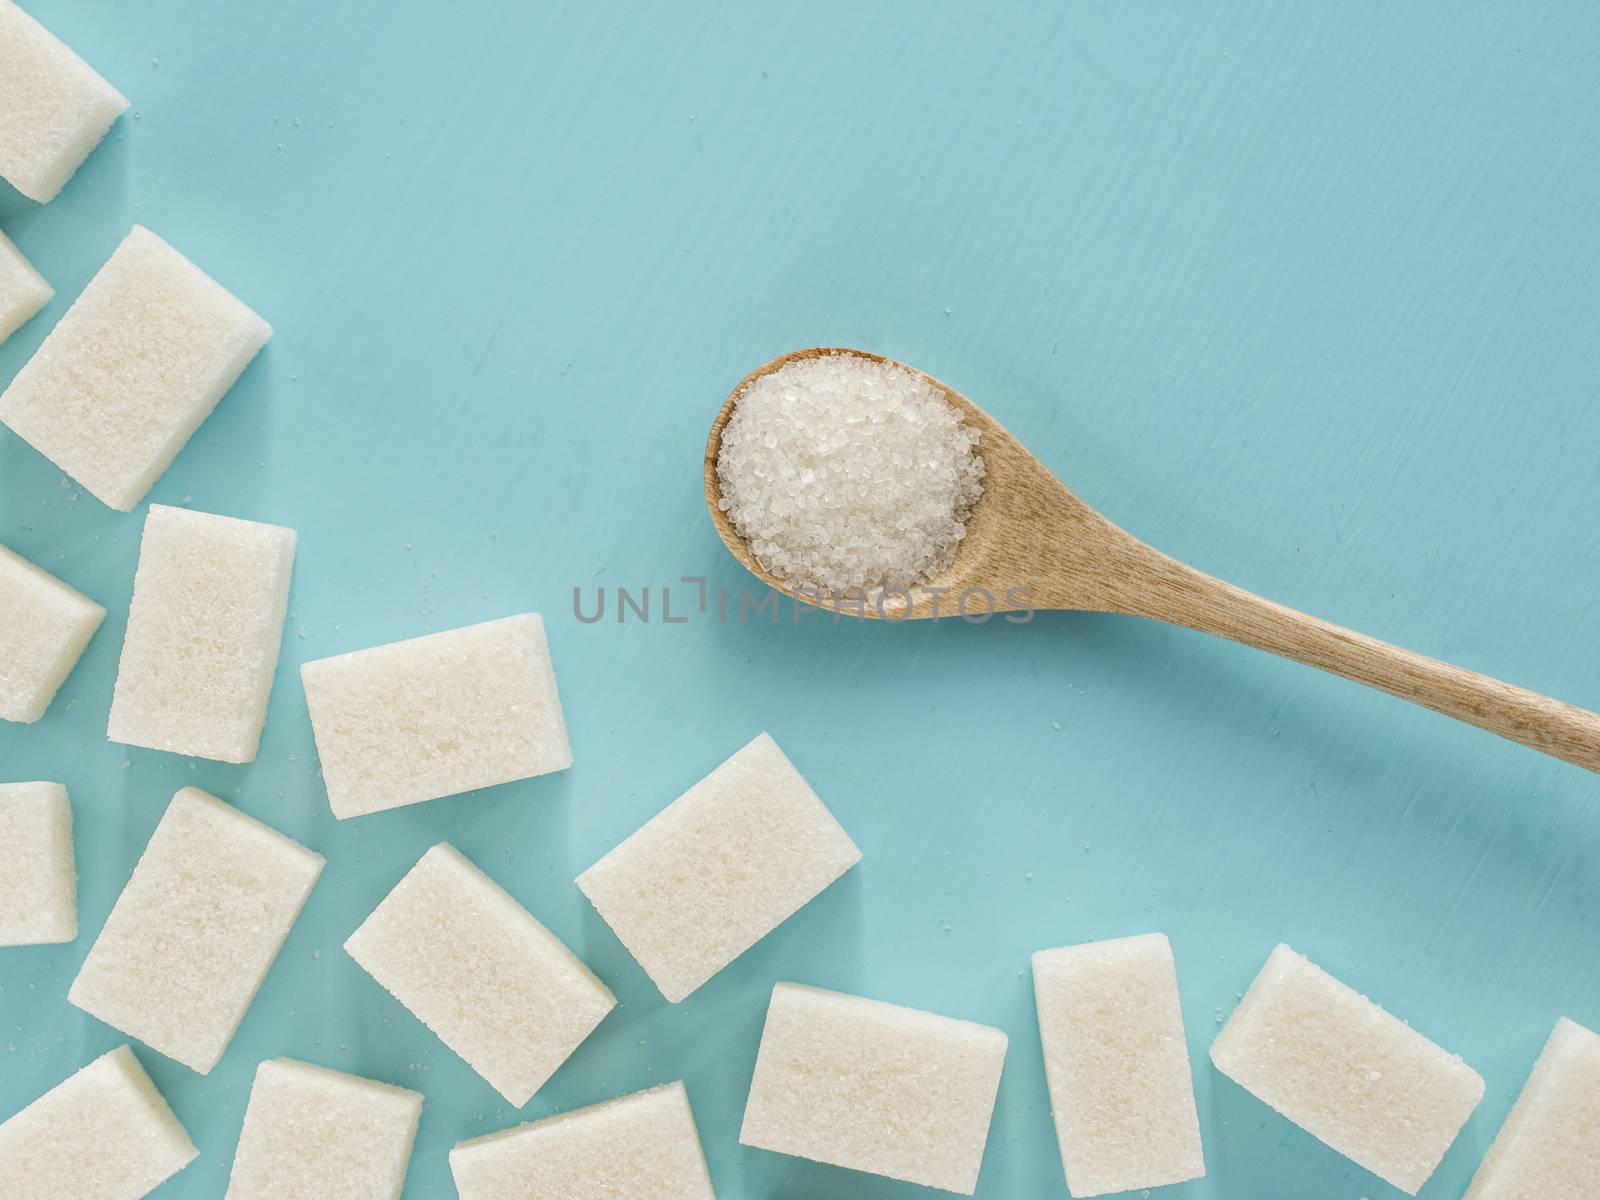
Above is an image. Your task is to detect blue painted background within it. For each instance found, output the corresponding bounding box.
[3,2,1598,1196]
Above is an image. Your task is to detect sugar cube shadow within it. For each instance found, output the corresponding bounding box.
[151,344,275,521]
[0,179,33,224]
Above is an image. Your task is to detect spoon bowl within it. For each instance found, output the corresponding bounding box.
[705,347,1129,618]
[706,347,1600,772]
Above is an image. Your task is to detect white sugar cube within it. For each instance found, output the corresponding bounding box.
[345,843,614,1105]
[1210,944,1483,1194]
[1465,1017,1600,1199]
[578,732,860,1002]
[69,787,324,1074]
[1032,933,1204,1196]
[0,0,128,203]
[741,982,1007,1195]
[0,542,104,724]
[0,1045,197,1199]
[0,781,76,945]
[302,613,572,819]
[225,1058,422,1200]
[0,226,271,511]
[107,505,296,763]
[449,1082,716,1200]
[0,229,52,344]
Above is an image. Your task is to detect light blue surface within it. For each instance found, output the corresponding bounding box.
[3,2,1598,1196]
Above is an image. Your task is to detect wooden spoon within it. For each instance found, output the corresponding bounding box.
[704,347,1600,773]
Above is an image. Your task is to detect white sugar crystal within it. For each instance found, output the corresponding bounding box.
[578,731,861,1003]
[106,505,296,764]
[449,1082,716,1200]
[0,541,105,724]
[225,1059,422,1200]
[0,229,52,344]
[0,0,128,203]
[301,613,572,819]
[1465,1017,1600,1199]
[741,982,1007,1195]
[0,781,76,945]
[716,352,985,593]
[1210,944,1483,1195]
[0,1045,197,1199]
[0,226,271,511]
[69,787,324,1074]
[345,843,615,1106]
[1032,933,1204,1196]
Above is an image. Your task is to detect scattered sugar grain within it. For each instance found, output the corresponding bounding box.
[716,353,984,593]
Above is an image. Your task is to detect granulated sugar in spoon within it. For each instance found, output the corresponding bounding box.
[705,347,1600,773]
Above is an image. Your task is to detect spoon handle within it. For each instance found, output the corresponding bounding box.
[1117,547,1600,772]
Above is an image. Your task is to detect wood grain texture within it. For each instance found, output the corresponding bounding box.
[708,348,1600,771]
